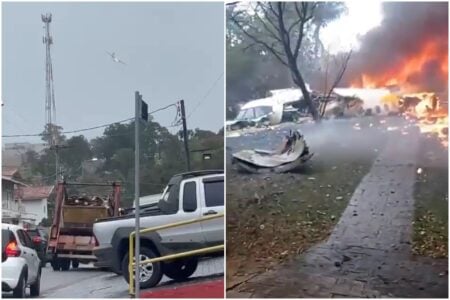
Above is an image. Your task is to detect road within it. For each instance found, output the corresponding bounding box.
[2,257,224,298]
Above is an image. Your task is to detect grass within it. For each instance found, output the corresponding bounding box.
[226,117,389,287]
[412,135,448,258]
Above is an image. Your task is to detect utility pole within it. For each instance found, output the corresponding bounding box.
[50,144,69,180]
[179,100,191,171]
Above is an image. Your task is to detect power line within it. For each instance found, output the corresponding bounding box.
[149,103,177,115]
[187,72,224,119]
[3,102,179,138]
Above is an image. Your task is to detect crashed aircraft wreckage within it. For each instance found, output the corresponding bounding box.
[232,130,313,173]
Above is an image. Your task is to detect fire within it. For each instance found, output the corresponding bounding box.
[351,40,448,148]
[352,39,448,93]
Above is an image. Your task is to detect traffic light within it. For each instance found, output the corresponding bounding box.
[141,99,148,122]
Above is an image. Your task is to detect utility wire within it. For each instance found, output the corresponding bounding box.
[186,72,224,119]
[3,102,178,138]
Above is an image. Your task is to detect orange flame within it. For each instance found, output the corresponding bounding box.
[352,39,448,92]
[351,39,448,147]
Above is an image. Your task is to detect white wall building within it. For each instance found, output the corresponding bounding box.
[20,186,54,225]
[2,177,27,224]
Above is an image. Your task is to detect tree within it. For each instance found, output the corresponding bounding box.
[228,2,346,121]
[60,135,92,177]
[226,41,293,119]
[41,123,65,145]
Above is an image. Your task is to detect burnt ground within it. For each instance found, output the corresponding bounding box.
[226,116,448,298]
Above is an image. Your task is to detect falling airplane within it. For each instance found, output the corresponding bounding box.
[106,51,126,65]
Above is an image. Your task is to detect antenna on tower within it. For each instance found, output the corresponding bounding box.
[42,13,67,182]
[42,12,57,145]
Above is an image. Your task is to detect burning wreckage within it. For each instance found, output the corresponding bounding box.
[226,87,388,132]
[229,89,448,173]
[232,130,313,174]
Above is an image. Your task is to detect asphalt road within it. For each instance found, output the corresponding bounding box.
[2,257,224,298]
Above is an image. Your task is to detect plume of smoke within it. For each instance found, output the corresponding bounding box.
[342,2,448,92]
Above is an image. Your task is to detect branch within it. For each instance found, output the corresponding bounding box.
[267,2,279,19]
[320,50,352,117]
[257,3,282,35]
[230,12,289,67]
[276,2,290,47]
[292,2,306,59]
[253,3,282,43]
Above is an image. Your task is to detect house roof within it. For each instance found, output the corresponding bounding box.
[21,186,55,201]
[2,176,28,186]
[2,166,19,178]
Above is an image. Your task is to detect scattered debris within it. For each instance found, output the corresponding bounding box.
[232,130,313,174]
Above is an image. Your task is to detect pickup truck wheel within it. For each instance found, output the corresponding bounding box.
[121,247,163,289]
[72,260,79,269]
[30,268,41,297]
[163,258,198,281]
[51,259,60,271]
[12,272,26,298]
[60,258,71,271]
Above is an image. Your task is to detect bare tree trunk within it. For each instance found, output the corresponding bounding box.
[292,72,319,120]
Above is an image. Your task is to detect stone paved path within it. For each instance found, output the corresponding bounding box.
[228,130,448,298]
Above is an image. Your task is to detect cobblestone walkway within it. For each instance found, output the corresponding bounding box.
[228,131,448,298]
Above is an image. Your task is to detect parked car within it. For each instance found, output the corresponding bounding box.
[24,227,49,267]
[2,223,42,298]
[93,170,224,289]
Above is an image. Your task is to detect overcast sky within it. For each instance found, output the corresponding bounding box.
[2,2,224,144]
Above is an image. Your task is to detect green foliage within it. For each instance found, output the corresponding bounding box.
[24,120,223,208]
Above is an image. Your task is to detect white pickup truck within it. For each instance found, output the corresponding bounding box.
[92,170,224,288]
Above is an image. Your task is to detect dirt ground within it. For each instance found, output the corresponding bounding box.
[226,117,403,287]
[413,134,448,258]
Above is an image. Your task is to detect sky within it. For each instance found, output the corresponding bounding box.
[320,1,383,54]
[2,2,224,144]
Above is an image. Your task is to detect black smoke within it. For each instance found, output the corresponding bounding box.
[343,2,448,92]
